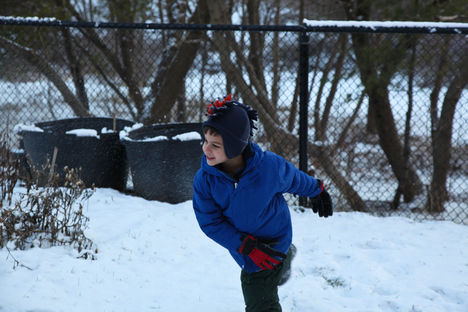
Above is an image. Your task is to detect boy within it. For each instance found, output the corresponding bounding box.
[192,95,333,312]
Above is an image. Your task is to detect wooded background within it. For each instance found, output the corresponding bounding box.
[0,0,467,224]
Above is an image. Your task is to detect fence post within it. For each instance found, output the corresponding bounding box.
[299,30,309,207]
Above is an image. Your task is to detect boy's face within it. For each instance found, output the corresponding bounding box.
[202,131,228,166]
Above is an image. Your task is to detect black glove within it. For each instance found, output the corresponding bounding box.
[238,235,287,270]
[309,180,333,217]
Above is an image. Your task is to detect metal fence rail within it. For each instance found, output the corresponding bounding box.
[0,18,466,224]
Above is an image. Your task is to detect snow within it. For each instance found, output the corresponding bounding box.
[65,128,99,138]
[173,131,202,141]
[13,124,44,133]
[137,135,169,142]
[15,125,118,138]
[101,127,116,134]
[120,128,202,142]
[0,16,57,23]
[1,187,467,312]
[119,123,144,140]
[303,19,468,30]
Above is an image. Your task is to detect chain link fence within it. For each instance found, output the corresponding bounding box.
[0,19,467,224]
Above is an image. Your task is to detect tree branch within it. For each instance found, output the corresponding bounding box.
[0,35,90,117]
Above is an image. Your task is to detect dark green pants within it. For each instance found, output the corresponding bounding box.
[240,248,293,312]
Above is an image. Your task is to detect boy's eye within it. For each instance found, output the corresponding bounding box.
[203,140,220,149]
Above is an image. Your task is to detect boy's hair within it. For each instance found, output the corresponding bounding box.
[202,95,258,158]
[203,125,220,136]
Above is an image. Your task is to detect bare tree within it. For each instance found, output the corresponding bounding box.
[0,36,91,117]
[341,0,424,202]
[0,0,209,123]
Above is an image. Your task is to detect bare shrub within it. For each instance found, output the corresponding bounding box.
[1,134,97,260]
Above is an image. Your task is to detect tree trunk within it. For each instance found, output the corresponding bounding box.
[331,90,366,156]
[392,42,416,209]
[246,0,267,93]
[61,28,89,110]
[313,37,341,141]
[270,0,281,108]
[367,84,422,202]
[148,0,209,123]
[317,34,347,141]
[427,52,468,213]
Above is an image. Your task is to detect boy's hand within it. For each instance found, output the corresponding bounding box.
[310,180,333,217]
[238,235,287,270]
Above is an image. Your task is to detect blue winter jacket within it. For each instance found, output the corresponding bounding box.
[192,142,323,273]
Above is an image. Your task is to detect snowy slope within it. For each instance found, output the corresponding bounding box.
[1,187,467,312]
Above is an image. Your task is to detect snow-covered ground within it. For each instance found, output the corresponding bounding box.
[1,187,467,312]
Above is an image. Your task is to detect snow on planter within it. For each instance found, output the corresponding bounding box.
[65,128,99,137]
[121,123,203,204]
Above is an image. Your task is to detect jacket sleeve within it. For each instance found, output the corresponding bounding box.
[272,152,323,198]
[192,172,244,252]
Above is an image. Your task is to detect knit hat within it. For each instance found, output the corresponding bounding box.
[202,94,258,159]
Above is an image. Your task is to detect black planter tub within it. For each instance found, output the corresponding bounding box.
[122,123,203,204]
[17,117,134,191]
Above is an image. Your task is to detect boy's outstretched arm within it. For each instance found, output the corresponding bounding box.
[193,178,244,251]
[275,154,333,217]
